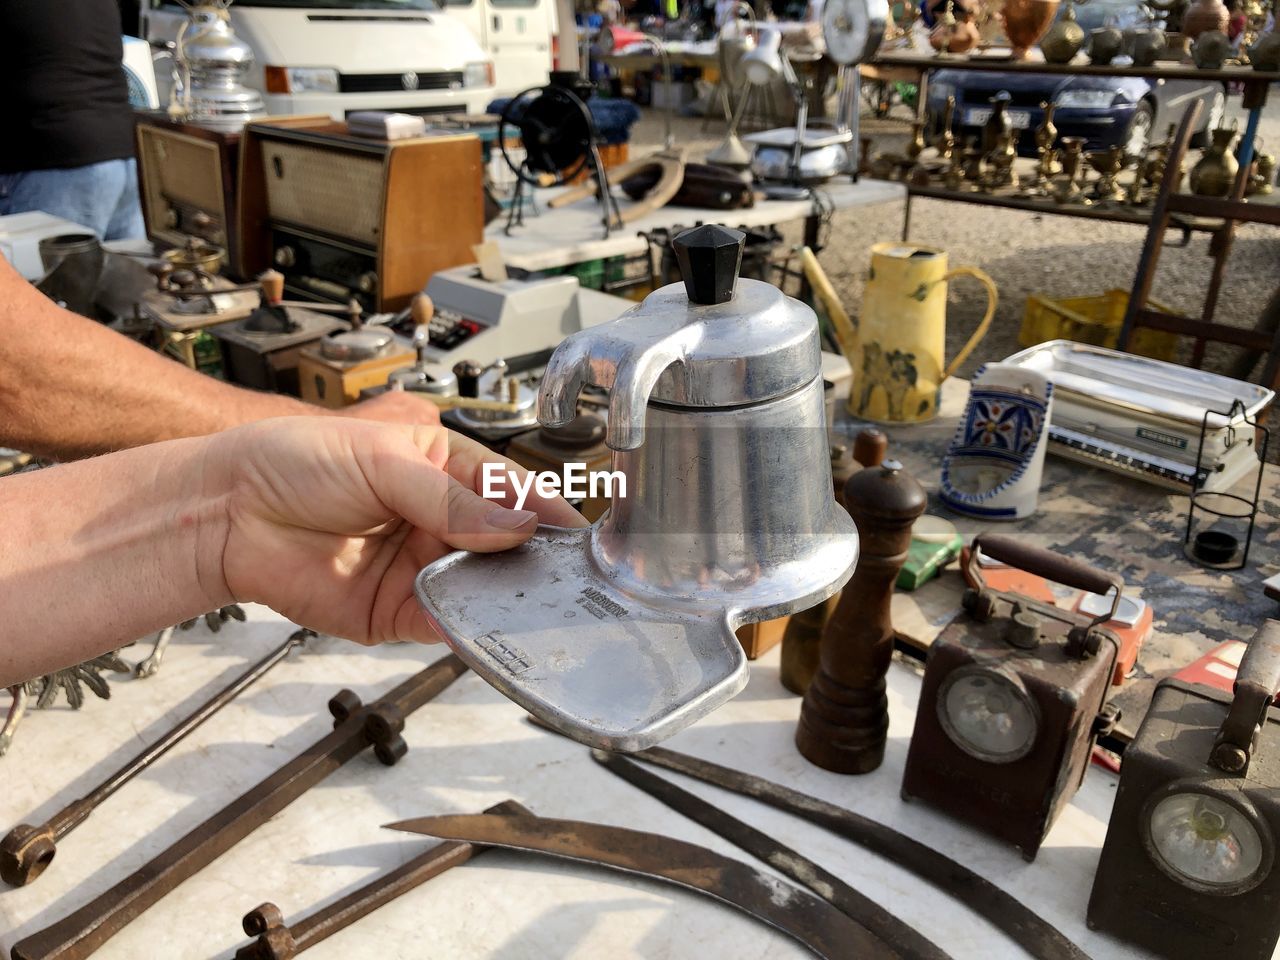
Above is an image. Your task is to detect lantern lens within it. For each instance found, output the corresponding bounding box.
[1149,793,1265,890]
[938,668,1038,763]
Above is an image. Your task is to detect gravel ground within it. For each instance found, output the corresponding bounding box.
[626,96,1280,387]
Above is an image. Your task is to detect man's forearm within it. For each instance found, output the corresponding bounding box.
[0,436,232,686]
[0,255,319,459]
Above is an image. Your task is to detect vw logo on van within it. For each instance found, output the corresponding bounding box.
[401,72,420,91]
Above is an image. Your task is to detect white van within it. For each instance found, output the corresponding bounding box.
[141,0,501,120]
[436,0,553,96]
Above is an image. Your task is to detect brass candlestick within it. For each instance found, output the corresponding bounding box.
[1052,135,1090,204]
[935,96,957,163]
[961,138,985,185]
[1127,152,1151,205]
[985,130,1019,191]
[906,121,927,161]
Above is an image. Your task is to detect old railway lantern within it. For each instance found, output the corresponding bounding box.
[901,534,1121,860]
[1088,620,1280,960]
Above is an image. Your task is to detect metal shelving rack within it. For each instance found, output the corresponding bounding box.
[861,50,1279,235]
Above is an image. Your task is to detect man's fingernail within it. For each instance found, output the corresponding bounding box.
[486,508,538,530]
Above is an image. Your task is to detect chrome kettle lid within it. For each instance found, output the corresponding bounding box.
[539,225,821,450]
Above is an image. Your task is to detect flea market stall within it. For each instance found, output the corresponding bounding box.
[3,0,1280,958]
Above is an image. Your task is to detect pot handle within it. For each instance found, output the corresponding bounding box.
[939,265,998,381]
[1210,619,1280,775]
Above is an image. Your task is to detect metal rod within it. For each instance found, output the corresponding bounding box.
[1,629,310,888]
[593,750,948,960]
[10,654,468,960]
[235,799,532,959]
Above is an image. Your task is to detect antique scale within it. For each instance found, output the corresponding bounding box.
[140,243,258,375]
[415,225,859,750]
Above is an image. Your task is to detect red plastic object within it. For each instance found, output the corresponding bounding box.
[960,545,1057,605]
[1172,639,1248,695]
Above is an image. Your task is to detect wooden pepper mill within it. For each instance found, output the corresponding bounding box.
[796,457,926,773]
[779,428,889,695]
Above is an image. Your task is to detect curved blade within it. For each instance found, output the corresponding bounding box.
[386,813,892,960]
[634,745,1090,960]
[591,750,951,960]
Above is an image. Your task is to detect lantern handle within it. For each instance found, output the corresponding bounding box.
[1210,619,1280,776]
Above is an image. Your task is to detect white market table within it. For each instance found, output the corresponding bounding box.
[486,178,906,274]
[0,604,1154,959]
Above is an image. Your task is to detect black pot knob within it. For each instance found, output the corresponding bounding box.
[673,224,745,306]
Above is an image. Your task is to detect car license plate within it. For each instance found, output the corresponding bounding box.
[963,107,1033,129]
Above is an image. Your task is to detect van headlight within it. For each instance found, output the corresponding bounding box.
[1054,89,1115,109]
[464,61,494,88]
[265,66,339,94]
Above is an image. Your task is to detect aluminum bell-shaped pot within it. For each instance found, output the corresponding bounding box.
[415,225,858,750]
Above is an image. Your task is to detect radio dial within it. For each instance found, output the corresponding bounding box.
[163,207,179,228]
[274,245,297,268]
[357,271,378,295]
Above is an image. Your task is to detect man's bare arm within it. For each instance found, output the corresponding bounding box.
[0,255,440,459]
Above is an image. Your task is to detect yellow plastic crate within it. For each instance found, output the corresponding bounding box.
[1020,289,1180,361]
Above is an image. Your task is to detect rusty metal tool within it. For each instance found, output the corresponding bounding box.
[630,742,1090,960]
[10,653,468,960]
[386,812,890,959]
[2,629,311,889]
[235,798,531,959]
[591,749,950,960]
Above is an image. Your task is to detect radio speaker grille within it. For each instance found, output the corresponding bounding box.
[261,141,383,246]
[137,126,224,217]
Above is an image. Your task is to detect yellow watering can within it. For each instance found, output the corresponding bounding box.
[803,243,998,424]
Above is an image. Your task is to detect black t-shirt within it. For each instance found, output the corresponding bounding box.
[0,0,136,173]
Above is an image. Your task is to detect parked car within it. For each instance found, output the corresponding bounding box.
[926,67,1225,158]
[142,0,502,120]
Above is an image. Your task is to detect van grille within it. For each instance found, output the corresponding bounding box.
[338,71,464,94]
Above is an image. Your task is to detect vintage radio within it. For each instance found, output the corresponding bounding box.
[238,119,484,313]
[1088,621,1280,960]
[135,115,240,269]
[901,534,1121,860]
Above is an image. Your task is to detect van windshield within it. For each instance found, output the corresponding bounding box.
[234,1,439,8]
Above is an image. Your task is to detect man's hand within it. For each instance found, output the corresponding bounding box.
[206,418,585,644]
[341,390,443,426]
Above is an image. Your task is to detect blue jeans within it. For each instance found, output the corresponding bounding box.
[0,159,146,242]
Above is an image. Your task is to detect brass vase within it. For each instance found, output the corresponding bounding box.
[1086,145,1126,202]
[1001,0,1062,58]
[1131,28,1167,65]
[1182,0,1230,40]
[1040,0,1086,62]
[1192,29,1232,67]
[1189,124,1240,196]
[1089,26,1125,64]
[1248,21,1280,70]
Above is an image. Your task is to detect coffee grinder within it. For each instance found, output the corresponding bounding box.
[211,270,350,396]
[413,225,859,750]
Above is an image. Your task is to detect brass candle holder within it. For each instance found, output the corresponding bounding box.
[1051,135,1090,205]
[935,96,957,163]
